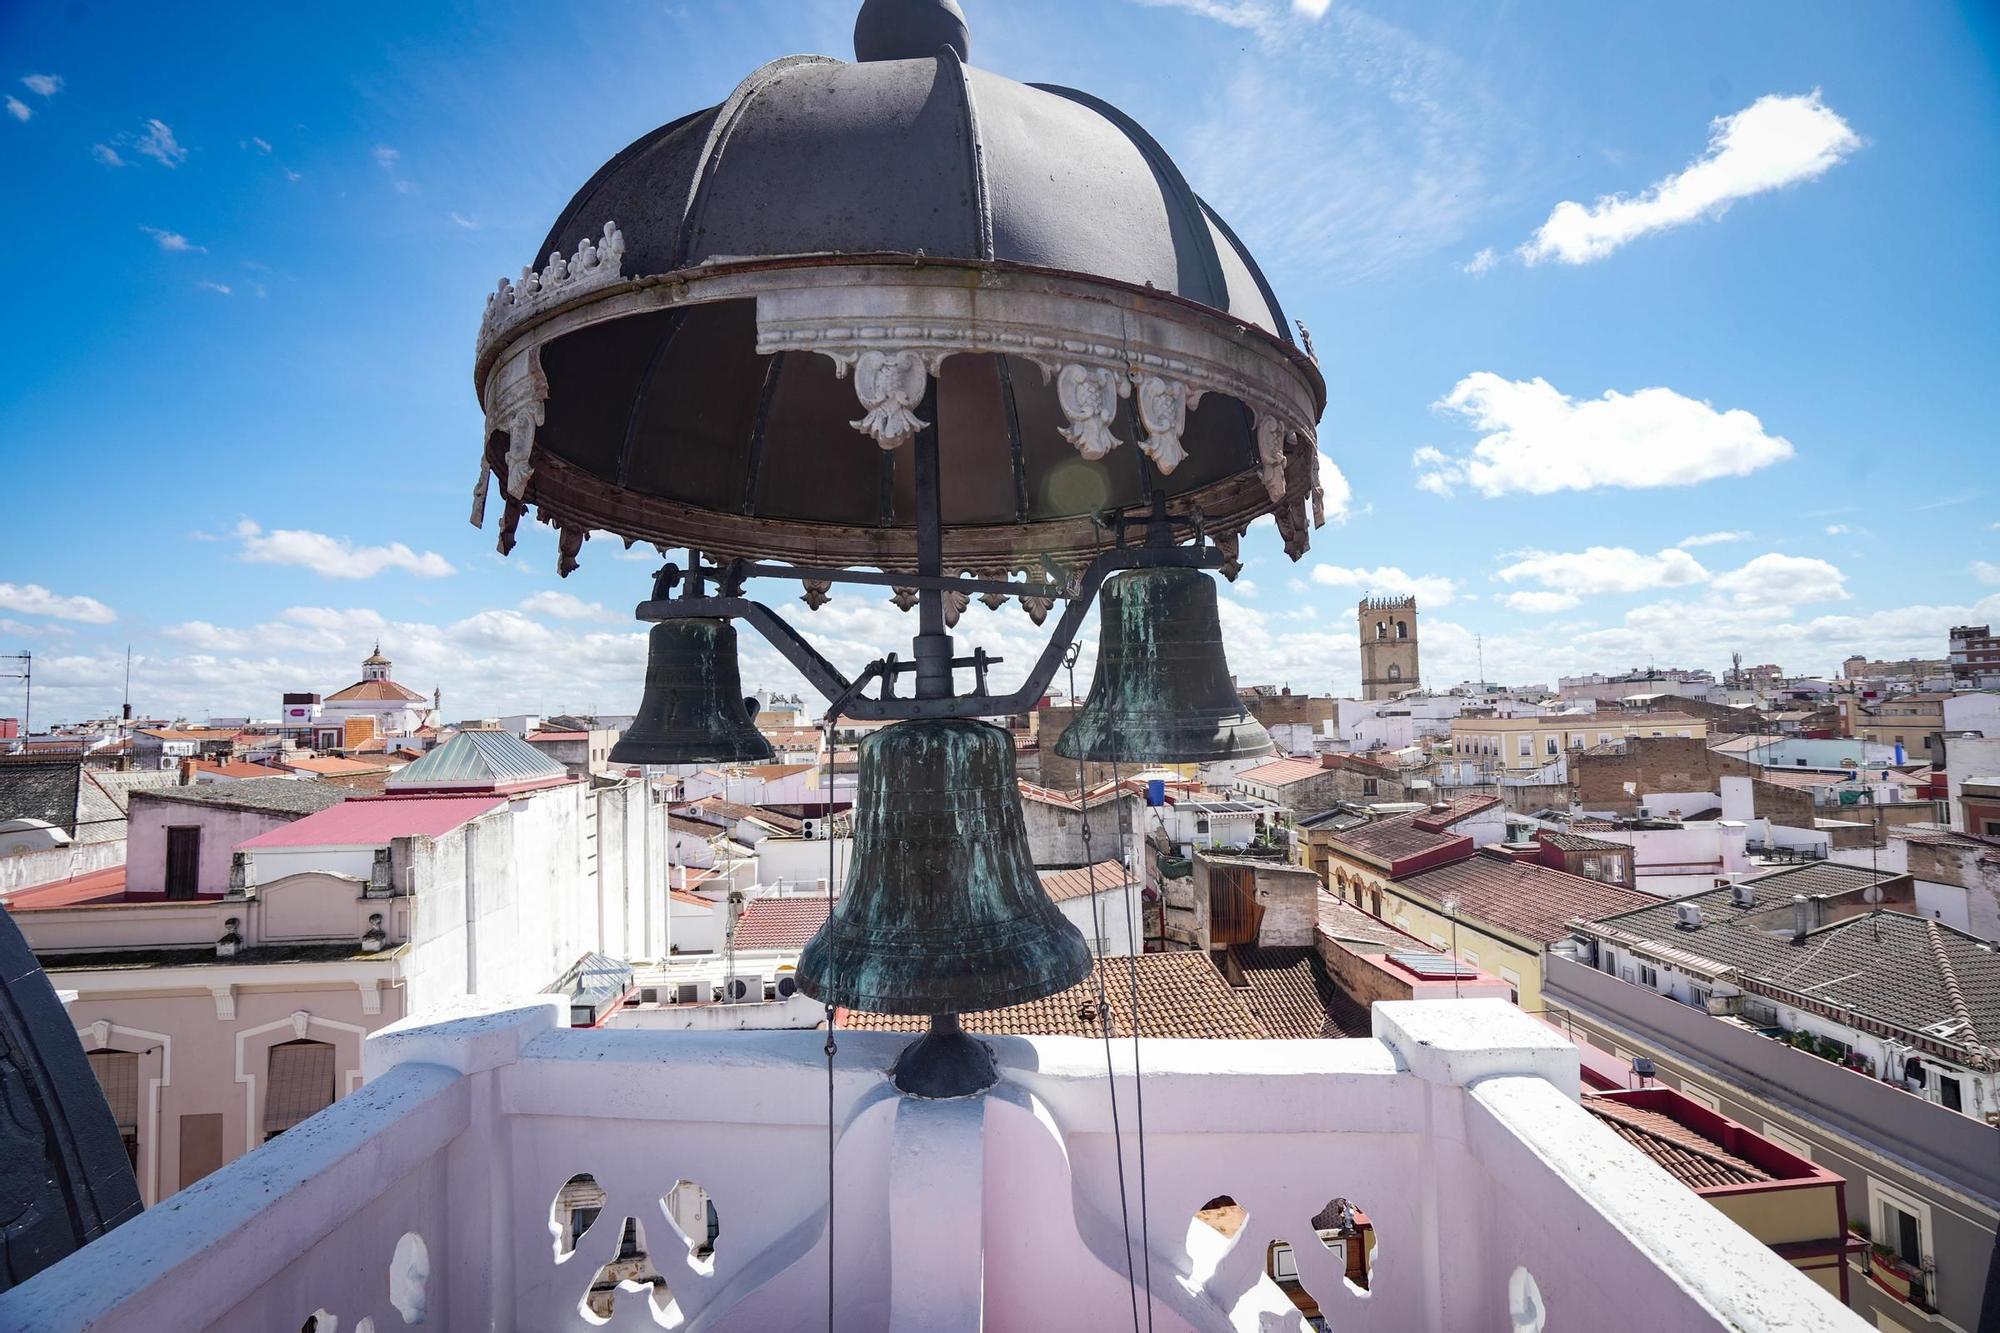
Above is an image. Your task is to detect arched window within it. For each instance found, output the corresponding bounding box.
[1376,621,1389,640]
[1396,621,1409,640]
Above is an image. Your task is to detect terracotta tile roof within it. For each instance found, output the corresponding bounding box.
[1037,861,1130,903]
[694,798,803,834]
[190,760,289,779]
[1396,850,1654,944]
[284,756,390,776]
[730,896,832,950]
[134,778,350,819]
[137,728,240,742]
[324,679,428,704]
[1235,757,1326,787]
[1583,1096,1770,1190]
[1331,796,1499,865]
[1538,830,1631,853]
[842,952,1267,1039]
[1226,945,1362,1039]
[1316,893,1420,950]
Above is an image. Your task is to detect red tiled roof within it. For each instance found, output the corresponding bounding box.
[841,952,1266,1039]
[1226,945,1362,1039]
[191,760,284,779]
[236,795,505,848]
[1396,849,1654,943]
[1331,796,1499,866]
[669,889,713,910]
[526,731,590,741]
[1236,757,1325,786]
[730,896,833,950]
[325,679,428,704]
[1583,1095,1770,1190]
[1037,861,1130,903]
[3,866,130,909]
[139,728,239,742]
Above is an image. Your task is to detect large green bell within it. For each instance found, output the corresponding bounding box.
[797,718,1091,1015]
[1055,566,1276,764]
[609,619,775,765]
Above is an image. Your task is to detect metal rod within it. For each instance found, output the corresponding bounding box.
[910,379,951,700]
[735,563,1064,600]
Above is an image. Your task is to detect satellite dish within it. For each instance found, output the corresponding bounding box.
[1862,884,1885,905]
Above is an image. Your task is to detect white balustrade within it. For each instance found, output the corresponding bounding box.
[0,997,1863,1331]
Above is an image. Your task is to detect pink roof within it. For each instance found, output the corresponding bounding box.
[236,795,505,849]
[731,896,832,950]
[1237,757,1325,786]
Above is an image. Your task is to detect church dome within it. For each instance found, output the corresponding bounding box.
[472,0,1326,579]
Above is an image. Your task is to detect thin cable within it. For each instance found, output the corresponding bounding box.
[824,1001,838,1333]
[1111,747,1155,1333]
[1068,649,1142,1333]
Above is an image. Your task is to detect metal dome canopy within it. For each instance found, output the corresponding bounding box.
[472,0,1327,579]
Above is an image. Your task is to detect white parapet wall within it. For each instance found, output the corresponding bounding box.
[0,997,1865,1332]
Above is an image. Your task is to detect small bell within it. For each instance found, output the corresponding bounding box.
[610,619,775,765]
[797,718,1091,1016]
[1056,566,1275,763]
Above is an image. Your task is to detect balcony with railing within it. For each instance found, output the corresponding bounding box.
[0,997,1862,1331]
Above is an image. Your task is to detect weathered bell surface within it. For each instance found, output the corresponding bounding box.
[1055,567,1276,764]
[798,718,1091,1014]
[609,619,775,765]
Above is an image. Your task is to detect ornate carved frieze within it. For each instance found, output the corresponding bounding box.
[1255,414,1288,504]
[1049,364,1128,460]
[942,584,970,628]
[822,349,939,450]
[800,579,833,610]
[890,586,919,612]
[1019,594,1054,625]
[476,221,626,363]
[1134,375,1201,475]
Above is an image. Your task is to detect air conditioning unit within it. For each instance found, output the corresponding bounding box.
[1675,902,1703,930]
[725,975,760,1003]
[674,982,699,1005]
[1729,883,1755,909]
[775,974,799,999]
[802,819,819,840]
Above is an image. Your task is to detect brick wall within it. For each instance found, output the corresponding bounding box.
[1572,736,1763,816]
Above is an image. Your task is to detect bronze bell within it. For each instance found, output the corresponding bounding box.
[797,718,1091,1015]
[1056,566,1275,764]
[609,619,775,765]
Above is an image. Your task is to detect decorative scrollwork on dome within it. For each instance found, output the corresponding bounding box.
[476,221,626,361]
[1254,414,1288,503]
[1050,364,1128,460]
[831,349,935,450]
[1134,375,1201,475]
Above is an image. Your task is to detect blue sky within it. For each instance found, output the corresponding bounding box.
[2,0,1996,725]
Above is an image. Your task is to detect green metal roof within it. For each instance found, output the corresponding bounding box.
[387,730,568,791]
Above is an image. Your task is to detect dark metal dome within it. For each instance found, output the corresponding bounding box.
[472,1,1326,578]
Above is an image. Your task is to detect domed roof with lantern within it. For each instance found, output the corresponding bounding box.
[472,0,1326,583]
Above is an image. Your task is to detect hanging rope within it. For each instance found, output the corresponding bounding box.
[822,712,840,1333]
[1067,646,1142,1333]
[1110,747,1155,1333]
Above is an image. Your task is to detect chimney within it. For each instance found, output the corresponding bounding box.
[1790,893,1826,943]
[1321,753,1341,770]
[179,756,195,785]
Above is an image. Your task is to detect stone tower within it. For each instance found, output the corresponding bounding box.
[1359,596,1419,700]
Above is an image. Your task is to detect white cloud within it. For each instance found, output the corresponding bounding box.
[372,144,400,168]
[4,97,28,123]
[1132,0,1280,35]
[1496,546,1711,597]
[1500,591,1580,614]
[234,520,456,580]
[21,74,62,97]
[519,590,616,622]
[1316,451,1353,524]
[1462,247,1497,275]
[449,212,480,230]
[1310,563,1458,606]
[1291,0,1330,15]
[140,225,205,254]
[1521,91,1859,265]
[1676,530,1750,548]
[249,135,272,153]
[1824,523,1861,536]
[1974,561,2000,587]
[282,167,301,182]
[135,118,187,167]
[163,621,253,653]
[198,280,232,295]
[1418,372,1794,497]
[1708,553,1847,606]
[0,582,117,624]
[91,143,124,167]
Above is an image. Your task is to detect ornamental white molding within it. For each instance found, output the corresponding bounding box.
[1134,374,1201,475]
[480,345,550,508]
[1049,364,1128,460]
[821,348,941,450]
[475,221,626,363]
[1254,414,1288,503]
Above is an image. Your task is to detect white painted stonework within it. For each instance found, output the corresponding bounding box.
[0,998,1864,1332]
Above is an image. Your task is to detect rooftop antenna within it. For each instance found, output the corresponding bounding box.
[122,645,132,722]
[1476,634,1485,690]
[1,651,29,735]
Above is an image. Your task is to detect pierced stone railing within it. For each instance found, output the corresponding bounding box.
[0,998,1864,1331]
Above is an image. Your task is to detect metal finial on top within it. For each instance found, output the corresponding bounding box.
[854,0,970,63]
